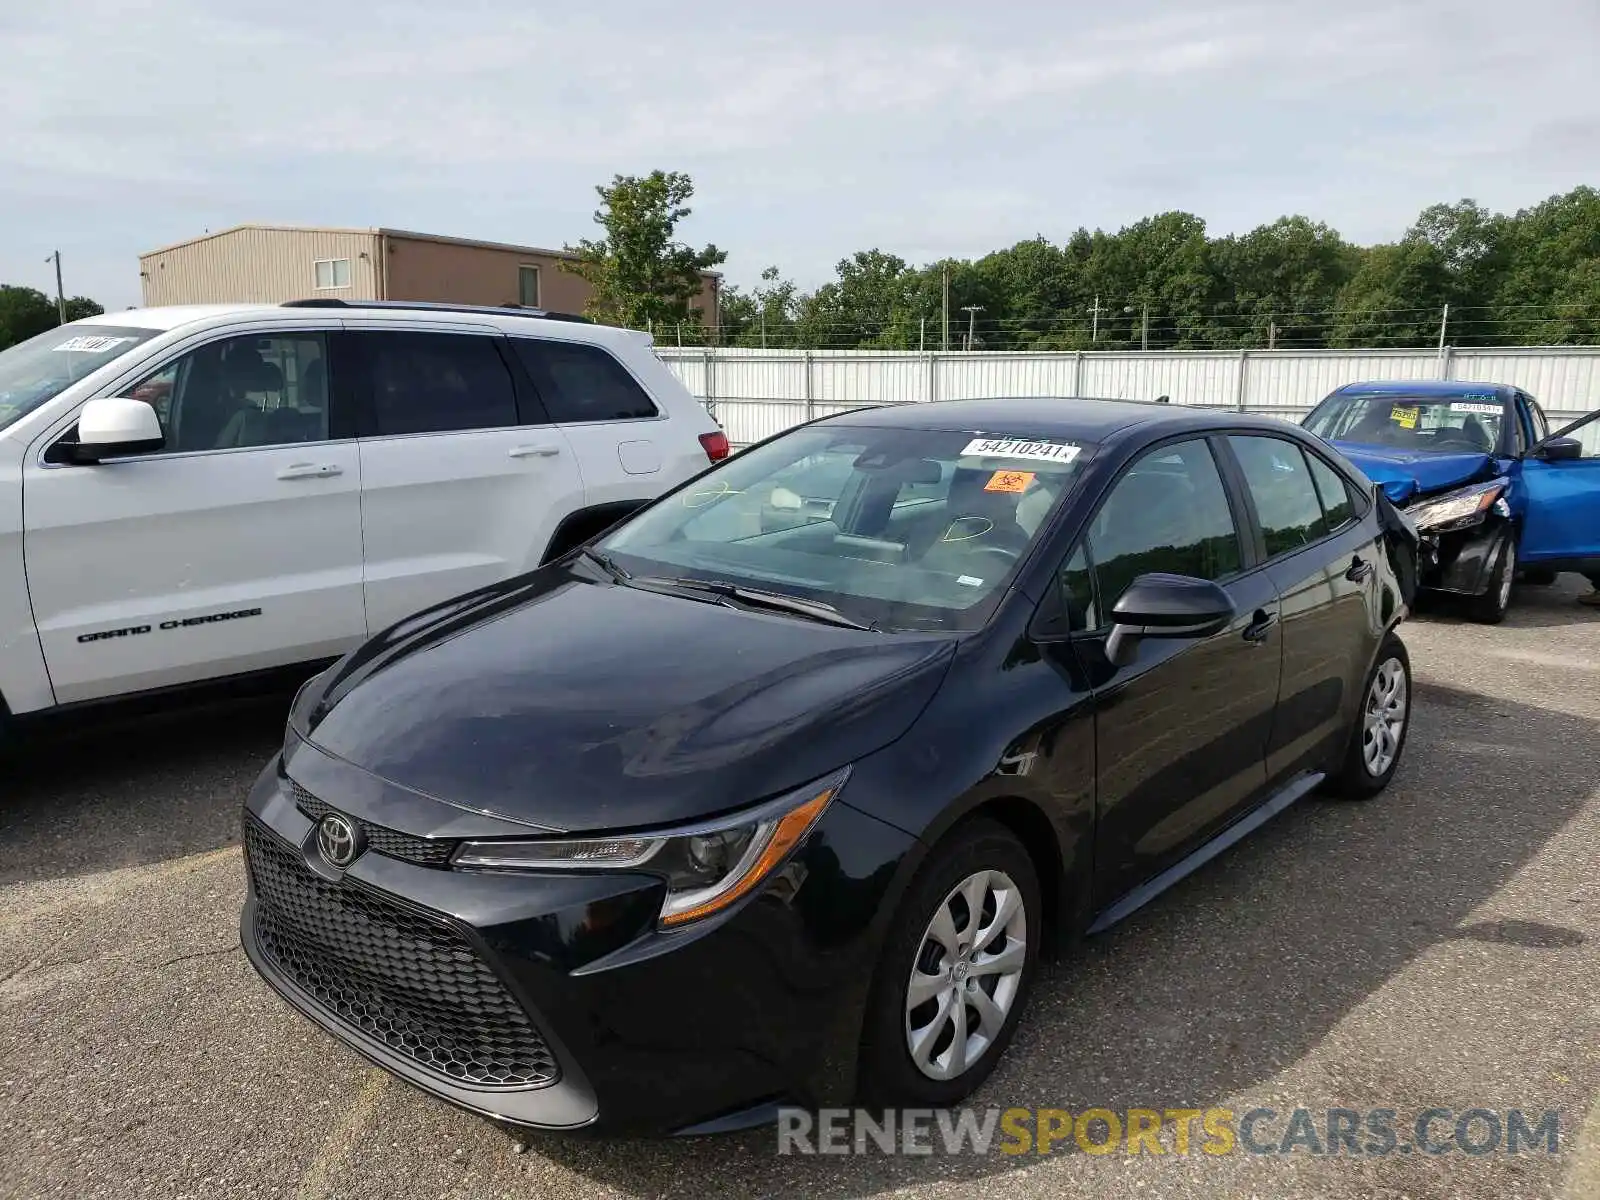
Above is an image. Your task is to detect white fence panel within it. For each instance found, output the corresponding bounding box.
[658,345,1600,448]
[1243,350,1440,418]
[936,354,1078,401]
[1079,353,1240,408]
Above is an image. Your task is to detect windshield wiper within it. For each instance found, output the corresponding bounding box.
[651,578,878,631]
[576,547,631,585]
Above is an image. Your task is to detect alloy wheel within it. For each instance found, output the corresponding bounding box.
[1362,656,1408,777]
[904,869,1028,1081]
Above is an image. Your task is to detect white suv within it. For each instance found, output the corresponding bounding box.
[0,300,726,728]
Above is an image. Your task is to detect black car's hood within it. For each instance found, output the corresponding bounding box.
[299,569,956,832]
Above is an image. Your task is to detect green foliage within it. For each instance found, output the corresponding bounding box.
[722,186,1599,350]
[562,170,727,332]
[0,287,104,350]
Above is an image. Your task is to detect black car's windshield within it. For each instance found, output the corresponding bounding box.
[599,425,1092,632]
[1304,392,1504,455]
[0,325,161,434]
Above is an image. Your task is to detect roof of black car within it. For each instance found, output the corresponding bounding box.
[822,396,1287,442]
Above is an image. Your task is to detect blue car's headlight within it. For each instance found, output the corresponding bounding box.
[1407,479,1508,534]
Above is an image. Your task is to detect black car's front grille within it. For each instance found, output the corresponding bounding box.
[246,818,559,1088]
[289,781,457,866]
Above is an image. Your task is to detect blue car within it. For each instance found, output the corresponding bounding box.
[1303,380,1600,622]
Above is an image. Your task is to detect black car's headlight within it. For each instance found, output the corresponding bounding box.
[451,766,850,928]
[1407,479,1508,534]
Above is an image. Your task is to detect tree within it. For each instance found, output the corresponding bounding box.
[0,286,104,350]
[562,171,727,332]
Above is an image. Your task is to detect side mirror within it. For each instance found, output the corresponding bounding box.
[1533,436,1583,462]
[69,397,165,464]
[1104,573,1236,667]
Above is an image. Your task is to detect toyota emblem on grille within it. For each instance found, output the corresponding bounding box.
[317,813,361,867]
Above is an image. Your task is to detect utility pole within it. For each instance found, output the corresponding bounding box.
[760,310,767,349]
[1268,320,1277,351]
[940,263,951,352]
[1141,303,1150,352]
[1438,303,1449,354]
[961,305,984,351]
[919,316,926,352]
[1091,294,1100,343]
[46,250,65,324]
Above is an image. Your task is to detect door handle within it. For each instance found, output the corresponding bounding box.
[1242,609,1278,643]
[1346,555,1375,582]
[508,444,561,459]
[276,463,343,480]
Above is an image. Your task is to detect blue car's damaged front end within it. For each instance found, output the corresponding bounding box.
[1303,381,1600,621]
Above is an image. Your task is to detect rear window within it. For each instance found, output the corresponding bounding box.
[0,325,161,433]
[510,338,658,422]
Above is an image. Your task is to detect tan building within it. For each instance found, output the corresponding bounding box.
[138,224,720,326]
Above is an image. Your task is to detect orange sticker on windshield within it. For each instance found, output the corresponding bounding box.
[984,469,1035,493]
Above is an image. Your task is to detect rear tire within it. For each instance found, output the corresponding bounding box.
[1327,634,1412,800]
[1468,534,1516,624]
[858,820,1041,1108]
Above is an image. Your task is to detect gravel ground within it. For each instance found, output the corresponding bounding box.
[3,576,1598,1200]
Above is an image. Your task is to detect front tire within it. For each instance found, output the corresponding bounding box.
[1468,534,1516,624]
[1327,634,1412,799]
[858,820,1041,1107]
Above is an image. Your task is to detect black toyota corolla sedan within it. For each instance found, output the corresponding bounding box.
[241,397,1419,1136]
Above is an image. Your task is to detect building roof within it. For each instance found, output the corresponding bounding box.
[137,224,722,280]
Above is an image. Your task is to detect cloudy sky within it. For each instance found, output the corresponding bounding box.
[2,0,1596,310]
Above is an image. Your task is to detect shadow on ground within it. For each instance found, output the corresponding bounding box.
[523,679,1596,1197]
[0,688,296,887]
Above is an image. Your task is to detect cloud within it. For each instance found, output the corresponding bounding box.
[1,0,1596,307]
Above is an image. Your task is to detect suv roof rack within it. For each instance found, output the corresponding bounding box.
[280,299,593,324]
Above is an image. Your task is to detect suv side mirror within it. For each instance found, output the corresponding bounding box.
[1105,573,1236,666]
[1533,436,1583,462]
[68,397,165,464]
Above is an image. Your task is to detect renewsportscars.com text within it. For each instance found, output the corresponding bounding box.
[776,1106,1562,1157]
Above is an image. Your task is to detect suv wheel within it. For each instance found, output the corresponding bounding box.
[1469,534,1516,624]
[1327,634,1411,799]
[859,820,1040,1107]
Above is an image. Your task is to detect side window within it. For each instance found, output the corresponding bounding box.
[510,339,659,422]
[1525,396,1549,446]
[1086,438,1243,615]
[1228,436,1328,557]
[363,332,518,436]
[119,332,331,453]
[1305,452,1357,533]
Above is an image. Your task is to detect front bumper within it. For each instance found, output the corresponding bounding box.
[239,741,916,1136]
[1415,519,1506,597]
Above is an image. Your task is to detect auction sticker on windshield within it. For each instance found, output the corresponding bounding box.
[1451,401,1501,415]
[52,335,136,354]
[962,438,1081,464]
[1390,405,1420,430]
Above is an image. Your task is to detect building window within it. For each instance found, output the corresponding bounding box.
[518,265,540,307]
[313,259,351,289]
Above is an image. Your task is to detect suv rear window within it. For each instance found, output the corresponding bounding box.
[510,339,658,422]
[361,331,518,435]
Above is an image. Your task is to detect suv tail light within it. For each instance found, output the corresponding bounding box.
[699,431,730,463]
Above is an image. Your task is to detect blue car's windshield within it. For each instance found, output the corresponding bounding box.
[1305,392,1504,455]
[0,325,161,434]
[600,424,1093,632]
